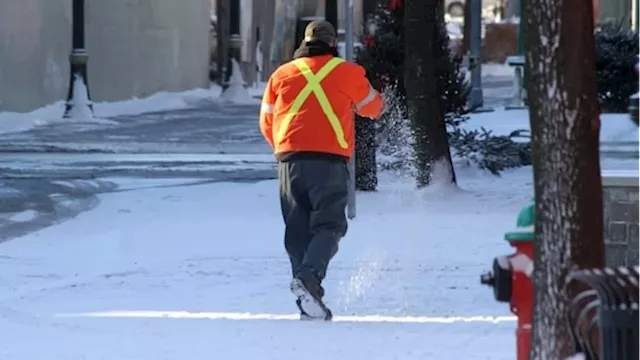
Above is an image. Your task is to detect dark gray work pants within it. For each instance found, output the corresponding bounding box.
[278,159,349,282]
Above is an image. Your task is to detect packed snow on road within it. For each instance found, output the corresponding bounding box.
[0,164,539,360]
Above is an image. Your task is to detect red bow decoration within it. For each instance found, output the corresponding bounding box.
[363,35,375,47]
[389,0,403,9]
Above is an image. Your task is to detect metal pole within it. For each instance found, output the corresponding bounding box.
[216,0,230,86]
[635,0,639,32]
[63,0,92,118]
[345,0,356,220]
[325,0,338,29]
[226,0,241,83]
[469,0,482,109]
[468,0,493,112]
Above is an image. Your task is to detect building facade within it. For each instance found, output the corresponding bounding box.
[0,0,211,113]
[211,0,365,86]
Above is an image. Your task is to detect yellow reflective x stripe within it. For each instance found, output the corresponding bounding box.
[276,57,348,149]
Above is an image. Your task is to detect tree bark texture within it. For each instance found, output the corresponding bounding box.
[524,0,604,359]
[355,116,378,191]
[404,0,456,188]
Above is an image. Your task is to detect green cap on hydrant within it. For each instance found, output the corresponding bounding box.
[504,198,534,242]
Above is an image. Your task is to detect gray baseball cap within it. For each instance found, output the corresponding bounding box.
[304,20,337,45]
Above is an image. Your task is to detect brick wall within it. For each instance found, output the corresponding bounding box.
[602,172,639,267]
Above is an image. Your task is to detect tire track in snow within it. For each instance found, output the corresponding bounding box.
[0,179,115,243]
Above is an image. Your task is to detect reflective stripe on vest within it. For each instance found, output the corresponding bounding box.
[275,57,348,149]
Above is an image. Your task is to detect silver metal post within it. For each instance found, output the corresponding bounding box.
[468,0,493,113]
[344,0,356,220]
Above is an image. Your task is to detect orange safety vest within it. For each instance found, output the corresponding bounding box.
[275,57,348,150]
[260,55,383,158]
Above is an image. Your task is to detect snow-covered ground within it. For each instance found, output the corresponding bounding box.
[0,80,260,136]
[0,87,214,135]
[0,99,635,358]
[0,165,534,359]
[459,109,639,151]
[480,63,516,78]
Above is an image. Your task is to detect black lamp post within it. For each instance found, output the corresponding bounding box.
[225,0,241,84]
[629,55,640,127]
[63,0,93,118]
[325,0,338,30]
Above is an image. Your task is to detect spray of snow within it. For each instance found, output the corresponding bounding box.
[376,84,415,177]
[219,58,256,104]
[339,258,385,308]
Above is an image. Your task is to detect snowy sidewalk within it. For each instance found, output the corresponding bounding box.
[0,101,268,154]
[0,166,533,360]
[459,109,639,157]
[0,68,515,154]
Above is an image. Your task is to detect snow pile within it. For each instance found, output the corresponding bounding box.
[480,63,515,78]
[66,74,98,122]
[219,58,257,105]
[498,16,520,24]
[460,108,639,145]
[97,86,222,118]
[376,84,414,176]
[0,85,223,135]
[57,74,117,126]
[446,22,463,39]
[564,353,586,360]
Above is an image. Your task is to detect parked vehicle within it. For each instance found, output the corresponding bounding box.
[629,54,639,126]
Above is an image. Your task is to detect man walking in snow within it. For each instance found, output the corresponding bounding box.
[259,20,384,320]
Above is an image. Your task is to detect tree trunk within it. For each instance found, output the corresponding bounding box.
[461,0,472,56]
[355,117,378,191]
[404,0,456,188]
[525,0,605,358]
[354,0,379,192]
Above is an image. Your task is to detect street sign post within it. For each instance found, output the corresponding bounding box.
[344,0,356,220]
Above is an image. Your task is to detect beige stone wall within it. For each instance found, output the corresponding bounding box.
[0,0,211,113]
[0,0,71,112]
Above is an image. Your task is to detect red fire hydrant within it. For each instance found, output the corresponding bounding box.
[480,201,535,360]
